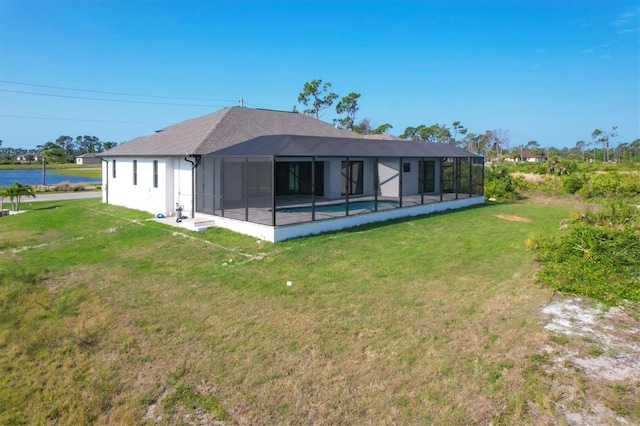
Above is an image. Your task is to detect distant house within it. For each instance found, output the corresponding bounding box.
[16,154,38,164]
[75,153,101,165]
[100,107,484,242]
[512,151,547,163]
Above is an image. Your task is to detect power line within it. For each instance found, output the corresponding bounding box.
[0,79,237,103]
[0,88,229,107]
[0,114,166,125]
[243,100,267,109]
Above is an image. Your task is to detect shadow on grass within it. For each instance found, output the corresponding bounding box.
[290,201,513,242]
[31,205,62,211]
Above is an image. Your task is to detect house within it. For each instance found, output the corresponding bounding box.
[100,107,484,242]
[16,154,38,164]
[513,151,547,163]
[75,153,102,165]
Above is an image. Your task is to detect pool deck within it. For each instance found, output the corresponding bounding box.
[170,193,484,242]
[213,193,470,226]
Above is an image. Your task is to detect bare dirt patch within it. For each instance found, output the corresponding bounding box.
[540,296,640,424]
[494,214,533,223]
[513,172,548,183]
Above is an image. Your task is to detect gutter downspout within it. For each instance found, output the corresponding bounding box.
[100,157,109,204]
[184,155,200,219]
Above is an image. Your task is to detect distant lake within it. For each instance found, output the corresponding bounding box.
[0,169,102,187]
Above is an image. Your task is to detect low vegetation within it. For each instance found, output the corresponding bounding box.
[486,161,640,202]
[0,181,36,211]
[484,165,526,200]
[52,182,86,192]
[0,197,575,424]
[1,182,638,423]
[530,201,640,305]
[498,162,640,306]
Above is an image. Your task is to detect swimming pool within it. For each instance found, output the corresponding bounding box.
[278,199,399,213]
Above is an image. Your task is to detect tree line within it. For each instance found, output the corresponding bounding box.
[0,136,118,164]
[294,79,393,135]
[295,79,640,162]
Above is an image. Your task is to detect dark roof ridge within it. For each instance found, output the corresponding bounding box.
[191,107,235,154]
[255,107,299,114]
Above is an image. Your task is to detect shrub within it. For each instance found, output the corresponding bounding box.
[562,173,586,194]
[540,174,564,195]
[578,172,640,199]
[53,182,84,192]
[55,181,72,192]
[484,165,523,200]
[0,181,36,211]
[530,201,640,304]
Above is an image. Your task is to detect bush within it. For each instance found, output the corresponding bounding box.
[561,173,586,194]
[53,182,85,192]
[0,181,36,211]
[530,201,640,304]
[578,172,640,199]
[484,165,523,200]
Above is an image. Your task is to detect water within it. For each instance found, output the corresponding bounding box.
[0,169,101,187]
[278,199,398,213]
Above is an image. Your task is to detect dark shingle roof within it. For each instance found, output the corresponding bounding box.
[103,107,363,156]
[211,134,480,158]
[102,107,478,158]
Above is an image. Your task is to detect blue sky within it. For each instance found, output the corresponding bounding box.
[1,0,638,150]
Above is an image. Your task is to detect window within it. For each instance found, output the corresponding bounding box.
[275,161,324,196]
[341,160,363,196]
[133,160,137,185]
[419,160,435,192]
[153,160,158,188]
[441,158,455,193]
[288,163,300,192]
[112,160,116,178]
[403,162,411,173]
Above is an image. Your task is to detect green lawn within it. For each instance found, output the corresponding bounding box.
[0,163,99,171]
[0,163,102,180]
[0,198,611,424]
[49,168,102,179]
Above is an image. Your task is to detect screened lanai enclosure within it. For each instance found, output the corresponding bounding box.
[194,135,484,228]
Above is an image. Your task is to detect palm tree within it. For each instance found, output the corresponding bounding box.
[0,181,36,211]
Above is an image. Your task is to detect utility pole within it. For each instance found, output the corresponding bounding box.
[517,132,523,163]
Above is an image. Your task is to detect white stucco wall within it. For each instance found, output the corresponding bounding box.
[321,157,378,198]
[173,157,193,216]
[402,159,419,195]
[378,158,400,197]
[324,158,343,199]
[102,156,193,216]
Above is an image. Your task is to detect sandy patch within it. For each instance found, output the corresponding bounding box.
[494,214,533,223]
[541,297,640,424]
[512,172,547,183]
[542,299,640,379]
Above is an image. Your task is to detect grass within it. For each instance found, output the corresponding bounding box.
[530,200,640,305]
[1,197,633,424]
[49,168,101,179]
[0,163,99,171]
